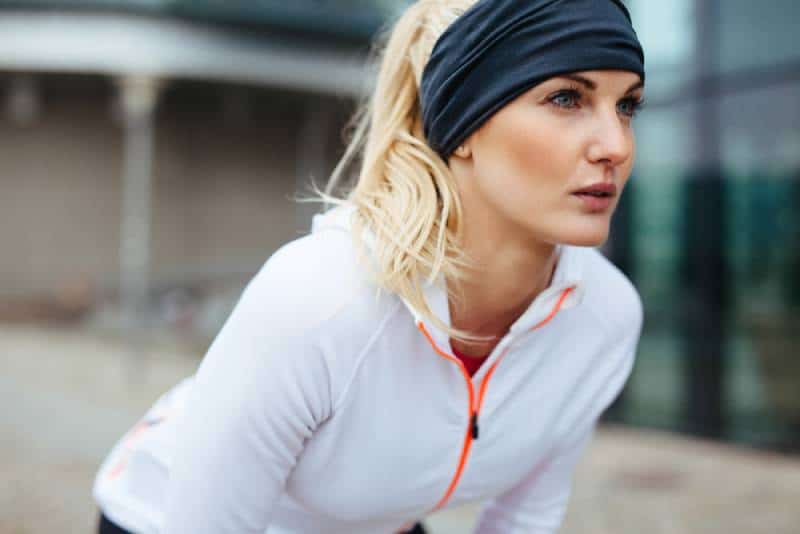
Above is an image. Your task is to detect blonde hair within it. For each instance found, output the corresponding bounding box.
[317,0,482,342]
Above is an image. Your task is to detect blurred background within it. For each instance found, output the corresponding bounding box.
[1,0,798,532]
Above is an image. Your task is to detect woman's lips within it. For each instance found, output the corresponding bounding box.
[571,182,617,212]
[573,192,614,211]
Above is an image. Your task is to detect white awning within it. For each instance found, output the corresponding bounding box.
[0,10,375,96]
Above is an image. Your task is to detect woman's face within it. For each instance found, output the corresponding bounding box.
[450,69,645,248]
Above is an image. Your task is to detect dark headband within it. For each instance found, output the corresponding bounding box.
[420,0,646,160]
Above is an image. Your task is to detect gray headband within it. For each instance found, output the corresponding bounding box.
[420,0,646,160]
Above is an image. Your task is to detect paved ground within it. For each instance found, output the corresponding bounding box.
[2,323,799,533]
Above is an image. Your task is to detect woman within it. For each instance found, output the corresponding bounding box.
[93,0,646,532]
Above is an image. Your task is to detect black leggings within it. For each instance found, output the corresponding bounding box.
[97,512,427,534]
[97,513,133,534]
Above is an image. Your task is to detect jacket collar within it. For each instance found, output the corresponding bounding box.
[311,204,587,350]
[404,243,587,353]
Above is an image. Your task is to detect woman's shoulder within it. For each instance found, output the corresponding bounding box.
[238,204,390,338]
[264,204,362,287]
[552,248,644,434]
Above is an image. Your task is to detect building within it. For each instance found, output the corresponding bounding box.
[616,0,800,451]
[0,0,402,314]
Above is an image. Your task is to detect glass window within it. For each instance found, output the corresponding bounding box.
[623,103,694,431]
[722,80,800,448]
[628,0,695,99]
[620,0,800,450]
[720,0,800,74]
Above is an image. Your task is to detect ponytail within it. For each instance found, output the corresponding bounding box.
[317,0,482,342]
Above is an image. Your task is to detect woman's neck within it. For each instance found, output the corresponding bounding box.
[448,219,559,357]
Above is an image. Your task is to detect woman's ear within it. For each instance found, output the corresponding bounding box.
[454,144,471,158]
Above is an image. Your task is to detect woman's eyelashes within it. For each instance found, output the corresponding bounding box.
[547,87,646,118]
[547,86,582,110]
[619,96,646,118]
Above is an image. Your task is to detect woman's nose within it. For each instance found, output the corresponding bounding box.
[586,107,632,166]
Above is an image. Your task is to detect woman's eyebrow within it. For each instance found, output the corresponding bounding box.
[625,79,645,93]
[557,74,644,94]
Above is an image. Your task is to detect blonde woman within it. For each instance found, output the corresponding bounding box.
[93,0,646,533]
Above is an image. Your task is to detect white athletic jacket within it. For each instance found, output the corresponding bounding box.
[93,204,643,534]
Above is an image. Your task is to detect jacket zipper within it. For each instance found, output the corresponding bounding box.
[416,286,575,513]
[417,322,505,513]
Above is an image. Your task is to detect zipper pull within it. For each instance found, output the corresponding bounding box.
[470,412,479,440]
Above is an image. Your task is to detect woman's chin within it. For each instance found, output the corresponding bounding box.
[557,223,611,247]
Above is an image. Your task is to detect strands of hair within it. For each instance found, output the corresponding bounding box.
[306,0,488,343]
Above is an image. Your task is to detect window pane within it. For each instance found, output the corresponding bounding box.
[720,0,800,73]
[722,80,800,447]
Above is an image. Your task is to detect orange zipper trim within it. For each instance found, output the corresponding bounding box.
[107,414,169,480]
[529,286,574,332]
[417,286,575,513]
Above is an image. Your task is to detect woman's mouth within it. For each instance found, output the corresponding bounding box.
[571,182,617,212]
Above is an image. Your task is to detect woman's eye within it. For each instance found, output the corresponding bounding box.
[548,89,580,109]
[618,96,646,118]
[548,89,646,118]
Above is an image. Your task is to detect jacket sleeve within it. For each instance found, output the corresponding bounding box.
[161,240,338,534]
[471,420,596,534]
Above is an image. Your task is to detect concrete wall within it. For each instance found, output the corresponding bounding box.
[0,74,353,297]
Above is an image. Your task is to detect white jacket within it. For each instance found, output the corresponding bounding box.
[93,204,643,534]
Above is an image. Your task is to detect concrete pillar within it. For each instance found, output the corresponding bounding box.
[114,75,163,331]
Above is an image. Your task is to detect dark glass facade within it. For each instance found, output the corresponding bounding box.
[611,0,800,452]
